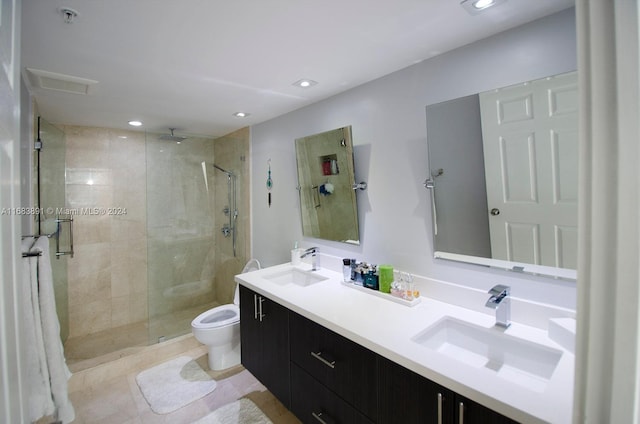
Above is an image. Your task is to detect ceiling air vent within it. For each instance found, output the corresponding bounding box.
[26,68,98,95]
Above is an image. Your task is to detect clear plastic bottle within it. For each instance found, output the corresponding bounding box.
[342,258,352,283]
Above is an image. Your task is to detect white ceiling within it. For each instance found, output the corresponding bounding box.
[21,0,574,138]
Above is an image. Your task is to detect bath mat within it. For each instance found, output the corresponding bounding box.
[192,398,273,424]
[135,355,217,414]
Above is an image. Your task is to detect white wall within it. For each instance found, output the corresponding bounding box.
[427,94,490,258]
[251,8,577,309]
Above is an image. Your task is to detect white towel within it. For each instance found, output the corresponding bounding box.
[22,237,56,422]
[31,237,75,424]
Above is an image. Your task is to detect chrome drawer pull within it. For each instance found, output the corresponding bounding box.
[459,401,464,424]
[437,392,443,424]
[310,351,336,369]
[258,296,265,321]
[253,294,258,319]
[311,411,334,424]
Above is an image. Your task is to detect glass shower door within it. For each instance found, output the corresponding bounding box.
[145,133,219,343]
[36,118,69,341]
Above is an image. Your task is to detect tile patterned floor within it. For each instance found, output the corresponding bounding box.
[69,351,301,424]
[65,301,219,372]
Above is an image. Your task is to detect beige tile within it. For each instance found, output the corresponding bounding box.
[73,375,138,423]
[68,267,112,308]
[69,298,112,337]
[111,295,131,327]
[199,378,244,414]
[67,242,112,284]
[69,335,298,424]
[72,215,112,245]
[129,294,148,323]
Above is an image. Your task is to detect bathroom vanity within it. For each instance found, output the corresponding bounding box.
[236,262,574,423]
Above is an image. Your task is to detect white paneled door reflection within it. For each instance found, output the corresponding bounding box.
[480,71,578,269]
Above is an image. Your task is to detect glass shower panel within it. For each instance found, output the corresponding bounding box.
[212,128,250,303]
[146,133,219,343]
[36,118,69,341]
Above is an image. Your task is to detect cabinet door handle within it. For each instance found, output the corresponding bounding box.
[311,411,334,424]
[310,351,336,369]
[258,296,266,322]
[459,401,464,424]
[253,294,258,320]
[437,392,443,424]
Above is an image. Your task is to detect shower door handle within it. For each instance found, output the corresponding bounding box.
[55,214,74,259]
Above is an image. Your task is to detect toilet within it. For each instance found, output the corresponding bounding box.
[191,259,261,370]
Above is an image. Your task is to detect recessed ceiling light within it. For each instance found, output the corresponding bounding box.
[233,112,250,118]
[128,120,142,127]
[474,0,494,8]
[460,0,505,15]
[292,79,318,88]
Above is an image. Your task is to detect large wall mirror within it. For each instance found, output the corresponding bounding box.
[426,71,578,279]
[295,126,360,244]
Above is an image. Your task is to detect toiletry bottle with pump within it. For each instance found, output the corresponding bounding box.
[350,259,357,281]
[342,259,352,283]
[364,265,379,290]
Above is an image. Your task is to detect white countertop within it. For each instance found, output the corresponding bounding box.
[236,262,575,424]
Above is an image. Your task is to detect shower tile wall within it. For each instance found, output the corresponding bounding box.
[63,126,148,339]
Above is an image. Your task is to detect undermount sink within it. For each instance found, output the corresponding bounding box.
[263,267,329,287]
[411,317,562,392]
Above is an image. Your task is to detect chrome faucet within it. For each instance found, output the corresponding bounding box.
[300,246,320,271]
[485,284,511,328]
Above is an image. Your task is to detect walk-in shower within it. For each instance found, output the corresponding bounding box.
[33,122,250,371]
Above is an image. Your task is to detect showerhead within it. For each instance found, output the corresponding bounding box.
[158,128,187,142]
[213,163,235,177]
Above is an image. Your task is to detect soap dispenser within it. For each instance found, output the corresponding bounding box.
[363,265,379,290]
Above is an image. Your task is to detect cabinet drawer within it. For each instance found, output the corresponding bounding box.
[290,312,377,420]
[291,363,374,424]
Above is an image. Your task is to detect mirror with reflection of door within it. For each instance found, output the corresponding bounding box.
[295,126,360,244]
[426,71,578,277]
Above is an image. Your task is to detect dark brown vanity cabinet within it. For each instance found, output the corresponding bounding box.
[291,363,374,424]
[289,312,377,423]
[453,395,519,424]
[239,284,520,423]
[239,285,291,407]
[378,356,452,424]
[378,357,519,424]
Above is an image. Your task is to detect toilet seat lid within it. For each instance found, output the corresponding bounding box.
[192,304,239,329]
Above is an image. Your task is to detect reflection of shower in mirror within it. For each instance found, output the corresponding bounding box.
[295,126,361,245]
